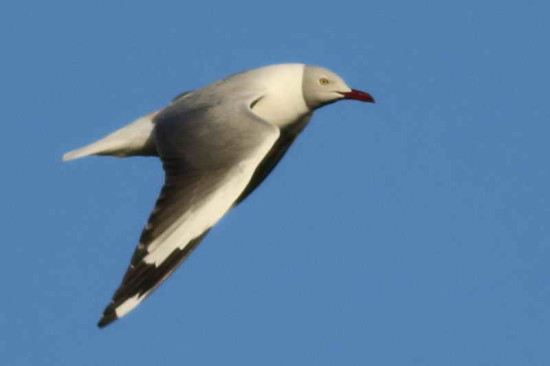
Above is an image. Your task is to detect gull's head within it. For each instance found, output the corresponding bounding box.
[302,65,375,110]
[238,63,374,127]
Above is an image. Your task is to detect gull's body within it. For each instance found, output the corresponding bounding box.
[63,63,374,327]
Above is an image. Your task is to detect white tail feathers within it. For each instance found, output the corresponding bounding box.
[62,112,159,162]
[63,143,111,162]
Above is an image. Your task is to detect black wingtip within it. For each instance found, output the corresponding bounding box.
[97,311,118,328]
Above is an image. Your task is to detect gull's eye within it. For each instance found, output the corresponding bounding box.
[319,77,330,86]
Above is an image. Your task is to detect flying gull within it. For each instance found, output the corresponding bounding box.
[63,63,375,327]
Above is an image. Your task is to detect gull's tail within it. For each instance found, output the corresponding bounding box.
[62,112,159,162]
[62,140,118,162]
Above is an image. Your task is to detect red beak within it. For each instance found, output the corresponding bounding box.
[341,89,375,103]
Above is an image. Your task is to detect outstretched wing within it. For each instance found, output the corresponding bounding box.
[98,100,279,327]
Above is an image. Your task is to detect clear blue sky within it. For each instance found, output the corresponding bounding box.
[1,1,549,365]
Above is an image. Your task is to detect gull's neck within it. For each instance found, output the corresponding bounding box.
[248,64,310,128]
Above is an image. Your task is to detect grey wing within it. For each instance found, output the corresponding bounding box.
[98,101,279,327]
[236,113,312,205]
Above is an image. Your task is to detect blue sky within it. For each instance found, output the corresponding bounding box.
[1,1,549,365]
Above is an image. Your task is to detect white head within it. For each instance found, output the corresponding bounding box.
[302,65,375,110]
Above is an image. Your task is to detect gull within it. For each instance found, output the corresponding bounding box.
[63,63,375,327]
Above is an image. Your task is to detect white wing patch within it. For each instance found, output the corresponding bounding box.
[115,294,144,318]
